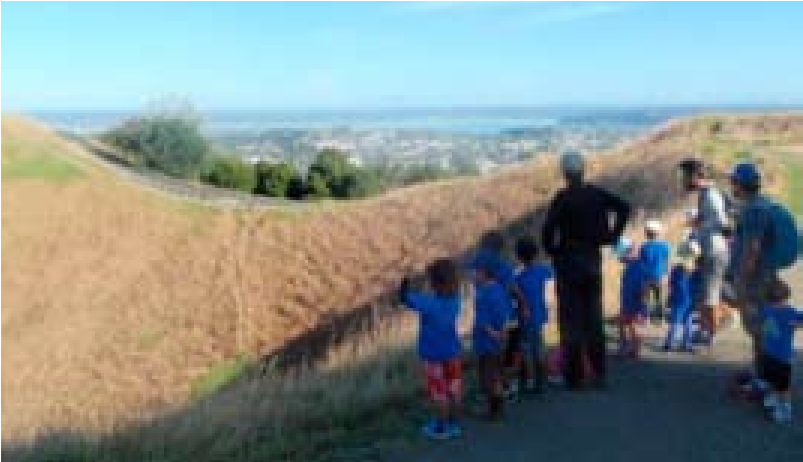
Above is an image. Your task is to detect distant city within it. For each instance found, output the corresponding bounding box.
[32,105,803,175]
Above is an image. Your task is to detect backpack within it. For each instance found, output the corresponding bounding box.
[763,200,800,271]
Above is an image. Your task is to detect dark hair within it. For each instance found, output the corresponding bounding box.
[678,158,709,179]
[515,235,540,263]
[480,231,506,253]
[737,181,761,196]
[428,258,460,296]
[766,277,792,304]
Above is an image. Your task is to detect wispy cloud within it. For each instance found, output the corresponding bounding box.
[390,1,493,15]
[503,2,637,28]
[387,1,638,30]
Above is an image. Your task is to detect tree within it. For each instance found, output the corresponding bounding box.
[200,154,256,193]
[306,171,331,199]
[101,107,209,178]
[307,149,353,197]
[253,161,301,197]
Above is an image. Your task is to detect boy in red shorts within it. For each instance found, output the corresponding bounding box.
[400,258,464,439]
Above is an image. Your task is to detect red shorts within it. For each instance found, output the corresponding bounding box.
[423,359,463,405]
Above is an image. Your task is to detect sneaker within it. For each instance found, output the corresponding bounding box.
[763,393,780,411]
[422,419,450,440]
[770,403,793,423]
[445,421,463,438]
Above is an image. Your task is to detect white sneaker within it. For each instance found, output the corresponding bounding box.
[770,403,793,423]
[763,393,779,410]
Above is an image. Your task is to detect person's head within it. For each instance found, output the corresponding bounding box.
[515,235,541,265]
[677,158,710,192]
[644,220,663,240]
[765,277,792,305]
[729,162,762,200]
[560,149,585,185]
[480,230,506,254]
[427,258,460,297]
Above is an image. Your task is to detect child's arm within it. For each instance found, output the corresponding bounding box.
[399,278,427,313]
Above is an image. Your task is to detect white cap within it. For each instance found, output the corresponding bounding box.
[560,149,585,175]
[645,220,663,234]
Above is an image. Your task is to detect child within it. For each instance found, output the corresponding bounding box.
[469,231,528,398]
[662,241,700,352]
[639,220,671,323]
[400,258,463,439]
[472,258,512,420]
[616,237,647,357]
[514,235,554,394]
[758,278,803,423]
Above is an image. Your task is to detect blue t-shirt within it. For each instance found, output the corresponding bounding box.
[473,281,510,354]
[761,304,803,364]
[403,291,462,362]
[470,249,517,292]
[620,257,646,316]
[639,240,671,281]
[515,263,553,329]
[667,265,692,322]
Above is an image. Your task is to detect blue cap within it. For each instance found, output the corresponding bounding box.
[730,162,761,187]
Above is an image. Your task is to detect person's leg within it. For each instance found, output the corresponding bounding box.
[681,308,695,351]
[422,362,450,438]
[586,271,607,384]
[556,276,584,389]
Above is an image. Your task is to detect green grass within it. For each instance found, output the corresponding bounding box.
[2,153,83,182]
[784,154,803,215]
[190,354,254,399]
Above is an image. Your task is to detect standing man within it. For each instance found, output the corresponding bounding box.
[677,158,730,350]
[542,150,631,389]
[729,162,799,376]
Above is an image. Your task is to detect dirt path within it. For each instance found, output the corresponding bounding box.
[391,252,803,462]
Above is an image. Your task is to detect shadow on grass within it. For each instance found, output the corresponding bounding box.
[2,155,687,462]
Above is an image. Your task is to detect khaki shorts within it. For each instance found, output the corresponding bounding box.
[697,254,727,308]
[734,270,775,341]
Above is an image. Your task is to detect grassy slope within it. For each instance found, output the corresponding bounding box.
[3,113,803,461]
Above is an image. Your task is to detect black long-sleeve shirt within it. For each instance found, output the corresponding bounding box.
[542,183,631,257]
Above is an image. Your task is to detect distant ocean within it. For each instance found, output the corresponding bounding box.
[29,105,803,136]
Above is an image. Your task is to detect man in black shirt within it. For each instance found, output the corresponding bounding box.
[542,150,631,389]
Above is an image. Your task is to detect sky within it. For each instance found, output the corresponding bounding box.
[2,1,802,111]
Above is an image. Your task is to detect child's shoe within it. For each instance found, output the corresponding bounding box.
[769,402,793,423]
[422,418,450,440]
[445,421,463,438]
[763,393,779,411]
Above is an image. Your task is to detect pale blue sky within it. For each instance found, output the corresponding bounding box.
[2,1,802,110]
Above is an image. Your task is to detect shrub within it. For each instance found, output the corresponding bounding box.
[200,154,256,193]
[102,114,209,179]
[254,161,302,197]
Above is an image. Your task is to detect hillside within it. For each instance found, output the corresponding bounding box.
[3,113,803,457]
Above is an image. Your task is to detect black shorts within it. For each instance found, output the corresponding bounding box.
[760,354,792,392]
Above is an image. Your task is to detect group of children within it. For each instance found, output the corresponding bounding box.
[616,215,803,423]
[400,232,553,439]
[400,217,801,440]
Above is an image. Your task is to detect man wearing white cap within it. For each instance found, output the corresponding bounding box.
[542,150,631,389]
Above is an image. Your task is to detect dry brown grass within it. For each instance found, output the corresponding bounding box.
[3,113,802,460]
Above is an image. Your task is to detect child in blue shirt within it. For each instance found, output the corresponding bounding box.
[473,258,511,420]
[758,278,803,423]
[470,231,529,398]
[617,237,647,358]
[514,235,554,394]
[662,241,700,352]
[639,220,672,323]
[400,258,463,440]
